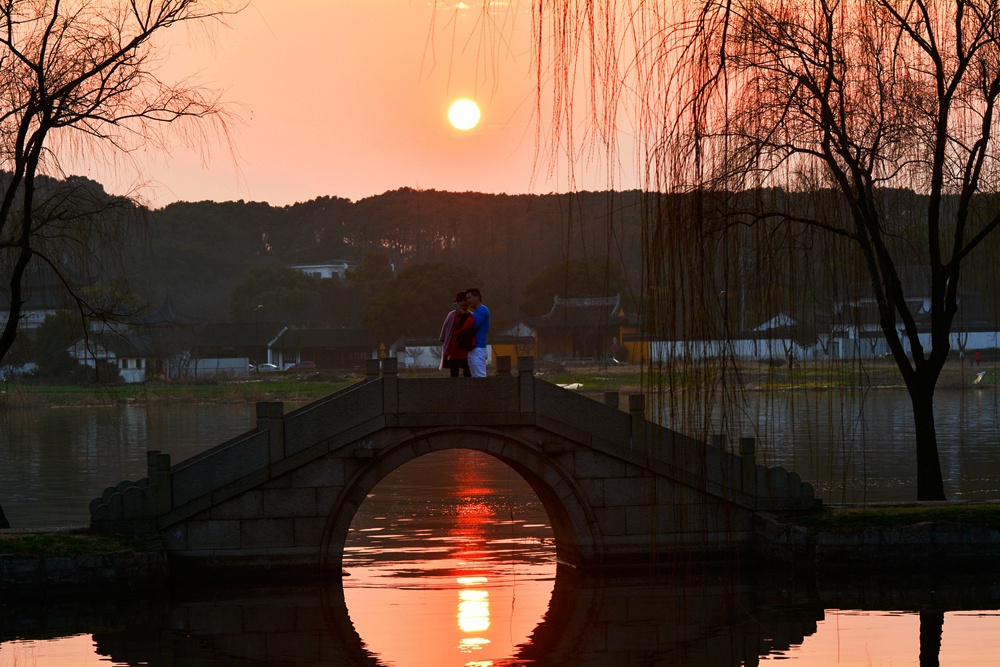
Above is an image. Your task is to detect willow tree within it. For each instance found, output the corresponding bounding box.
[0,0,242,367]
[521,0,1000,500]
[0,0,242,528]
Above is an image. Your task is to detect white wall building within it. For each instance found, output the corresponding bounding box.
[289,260,354,280]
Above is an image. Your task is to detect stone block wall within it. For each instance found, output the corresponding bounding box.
[0,547,168,596]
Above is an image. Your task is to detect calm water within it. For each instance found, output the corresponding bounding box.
[1,387,1000,665]
[663,386,1000,503]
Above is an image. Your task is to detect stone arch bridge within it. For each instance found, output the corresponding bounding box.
[90,357,819,572]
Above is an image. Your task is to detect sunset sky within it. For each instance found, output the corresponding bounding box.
[78,0,623,209]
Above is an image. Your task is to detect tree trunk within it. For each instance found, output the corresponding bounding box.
[910,385,947,501]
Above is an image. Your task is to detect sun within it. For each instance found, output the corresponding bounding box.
[448,98,481,131]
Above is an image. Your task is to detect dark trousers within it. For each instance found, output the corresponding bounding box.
[449,359,471,377]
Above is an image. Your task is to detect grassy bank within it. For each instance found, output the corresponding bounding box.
[786,504,1000,533]
[535,357,994,393]
[0,530,153,556]
[0,373,362,408]
[0,358,995,409]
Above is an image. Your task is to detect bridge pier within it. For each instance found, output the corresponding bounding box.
[518,356,534,410]
[257,402,285,464]
[741,437,757,500]
[629,393,646,452]
[496,355,512,375]
[148,451,172,516]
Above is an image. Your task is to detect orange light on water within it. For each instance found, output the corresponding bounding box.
[459,637,492,652]
[0,635,98,666]
[458,588,491,634]
[342,451,557,666]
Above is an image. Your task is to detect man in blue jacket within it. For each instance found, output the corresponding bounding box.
[465,288,490,377]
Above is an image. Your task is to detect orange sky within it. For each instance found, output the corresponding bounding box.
[72,0,623,208]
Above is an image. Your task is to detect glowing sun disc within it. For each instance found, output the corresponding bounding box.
[448,99,481,130]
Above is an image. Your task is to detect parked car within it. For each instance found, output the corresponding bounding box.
[252,363,280,372]
[286,361,317,371]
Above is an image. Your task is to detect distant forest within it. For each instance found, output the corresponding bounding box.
[127,188,647,336]
[12,178,1000,342]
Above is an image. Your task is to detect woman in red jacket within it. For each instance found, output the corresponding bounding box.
[439,291,475,377]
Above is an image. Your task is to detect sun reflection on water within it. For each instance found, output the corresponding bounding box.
[341,449,558,666]
[457,580,491,646]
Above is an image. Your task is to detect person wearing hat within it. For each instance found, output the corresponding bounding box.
[438,291,474,377]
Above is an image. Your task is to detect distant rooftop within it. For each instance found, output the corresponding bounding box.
[526,294,627,328]
[289,260,355,280]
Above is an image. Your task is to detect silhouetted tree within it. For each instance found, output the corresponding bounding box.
[315,278,368,328]
[361,262,481,345]
[32,310,84,377]
[346,252,395,301]
[229,265,326,326]
[0,0,243,529]
[0,0,242,367]
[524,0,1000,500]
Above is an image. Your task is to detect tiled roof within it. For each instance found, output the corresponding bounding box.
[526,294,627,327]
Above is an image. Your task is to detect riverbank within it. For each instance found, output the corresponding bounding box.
[1,358,996,409]
[4,504,1000,596]
[0,373,362,408]
[535,356,999,393]
[0,528,167,597]
[758,502,1000,571]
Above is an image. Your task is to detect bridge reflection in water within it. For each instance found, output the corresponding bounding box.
[73,358,997,665]
[9,447,1000,665]
[2,567,997,666]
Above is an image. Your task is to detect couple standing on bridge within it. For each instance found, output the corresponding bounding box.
[439,288,491,378]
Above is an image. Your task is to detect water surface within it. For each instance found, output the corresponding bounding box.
[1,388,999,664]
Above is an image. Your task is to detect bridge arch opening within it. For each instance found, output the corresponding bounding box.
[336,443,562,664]
[323,428,603,571]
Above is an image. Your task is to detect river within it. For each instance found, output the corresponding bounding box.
[1,386,999,665]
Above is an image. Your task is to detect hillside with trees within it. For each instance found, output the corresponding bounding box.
[129,188,648,334]
[7,180,997,346]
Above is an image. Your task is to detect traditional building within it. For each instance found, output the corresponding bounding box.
[526,295,628,361]
[190,322,289,376]
[273,328,374,371]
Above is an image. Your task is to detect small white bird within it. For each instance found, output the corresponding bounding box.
[973,371,988,384]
